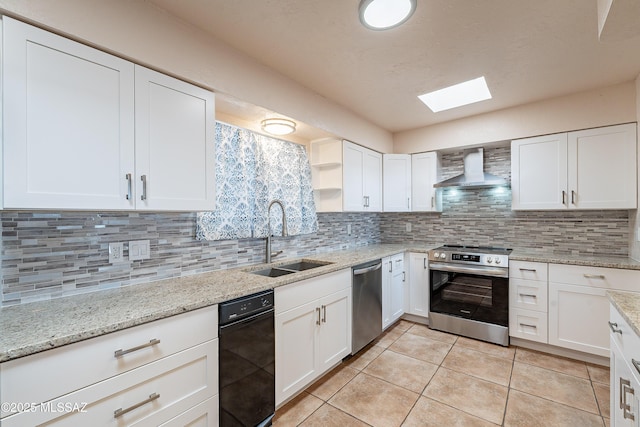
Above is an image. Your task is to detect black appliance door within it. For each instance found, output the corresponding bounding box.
[429,269,508,326]
[219,309,275,426]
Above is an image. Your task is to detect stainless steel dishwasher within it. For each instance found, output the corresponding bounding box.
[351,259,383,355]
[219,290,275,427]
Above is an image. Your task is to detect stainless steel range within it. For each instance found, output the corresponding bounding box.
[428,245,512,346]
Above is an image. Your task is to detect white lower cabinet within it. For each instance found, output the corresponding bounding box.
[406,252,429,318]
[0,306,219,426]
[509,261,549,343]
[509,307,548,344]
[382,253,405,329]
[610,304,640,426]
[275,269,351,406]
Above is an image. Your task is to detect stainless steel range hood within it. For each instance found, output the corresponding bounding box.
[434,147,508,189]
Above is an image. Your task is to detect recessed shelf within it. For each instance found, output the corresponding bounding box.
[311,162,342,169]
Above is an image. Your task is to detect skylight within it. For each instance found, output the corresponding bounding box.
[418,77,492,112]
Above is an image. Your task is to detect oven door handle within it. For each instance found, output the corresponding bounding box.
[429,262,509,278]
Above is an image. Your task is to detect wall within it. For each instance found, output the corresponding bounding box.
[394,81,636,153]
[0,212,382,306]
[381,146,630,254]
[0,0,392,153]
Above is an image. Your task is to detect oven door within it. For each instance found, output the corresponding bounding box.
[429,264,508,327]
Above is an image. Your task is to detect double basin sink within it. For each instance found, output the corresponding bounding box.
[249,260,332,277]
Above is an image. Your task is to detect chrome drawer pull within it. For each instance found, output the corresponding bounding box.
[114,339,161,358]
[584,274,605,279]
[609,321,622,334]
[114,393,160,418]
[519,293,537,298]
[519,323,537,329]
[519,268,537,272]
[632,359,640,376]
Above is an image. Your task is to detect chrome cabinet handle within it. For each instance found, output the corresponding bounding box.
[316,307,321,325]
[125,173,132,200]
[584,274,605,279]
[571,190,576,205]
[114,339,161,358]
[431,196,435,208]
[519,323,537,329]
[562,190,566,205]
[114,393,160,418]
[407,198,410,209]
[519,293,537,298]
[621,378,635,420]
[402,271,406,282]
[321,305,326,323]
[519,268,537,272]
[389,261,392,273]
[140,175,148,201]
[423,258,427,269]
[633,359,640,376]
[609,321,622,334]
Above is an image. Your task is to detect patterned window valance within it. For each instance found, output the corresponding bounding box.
[196,122,318,241]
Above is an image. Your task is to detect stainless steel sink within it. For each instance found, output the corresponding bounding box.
[249,260,332,277]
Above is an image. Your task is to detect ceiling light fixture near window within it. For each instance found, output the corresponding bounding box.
[261,118,297,136]
[359,0,417,31]
[418,77,492,113]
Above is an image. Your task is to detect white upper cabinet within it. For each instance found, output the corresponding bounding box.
[3,16,135,210]
[134,66,215,211]
[383,154,411,212]
[411,152,442,212]
[512,123,637,210]
[343,140,382,211]
[2,17,215,211]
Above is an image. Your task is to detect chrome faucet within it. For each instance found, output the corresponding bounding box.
[266,199,288,263]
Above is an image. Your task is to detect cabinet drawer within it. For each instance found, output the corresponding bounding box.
[1,339,218,425]
[276,269,351,314]
[610,303,640,378]
[509,261,548,281]
[1,305,217,413]
[509,308,548,344]
[159,396,219,427]
[510,278,548,312]
[549,264,640,291]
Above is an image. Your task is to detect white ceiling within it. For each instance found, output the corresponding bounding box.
[148,0,640,134]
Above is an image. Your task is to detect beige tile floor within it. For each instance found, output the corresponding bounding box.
[274,320,610,427]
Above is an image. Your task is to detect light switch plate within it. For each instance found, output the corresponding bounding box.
[406,223,412,232]
[108,242,124,264]
[347,224,352,235]
[129,240,151,261]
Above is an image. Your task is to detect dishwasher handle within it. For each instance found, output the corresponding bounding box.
[353,262,382,276]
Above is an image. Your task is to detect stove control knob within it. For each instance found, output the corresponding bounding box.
[433,252,439,259]
[440,253,446,259]
[495,258,502,265]
[487,257,493,263]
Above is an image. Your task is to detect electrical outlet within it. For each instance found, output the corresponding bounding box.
[347,224,352,236]
[406,223,412,232]
[129,240,151,261]
[108,242,124,264]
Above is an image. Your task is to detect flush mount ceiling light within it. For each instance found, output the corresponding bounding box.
[359,0,417,31]
[261,118,296,135]
[418,76,492,113]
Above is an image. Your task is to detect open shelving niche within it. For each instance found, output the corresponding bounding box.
[309,137,343,212]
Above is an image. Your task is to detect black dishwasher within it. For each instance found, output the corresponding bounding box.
[219,290,275,427]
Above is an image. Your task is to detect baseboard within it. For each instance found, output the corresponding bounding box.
[510,337,609,366]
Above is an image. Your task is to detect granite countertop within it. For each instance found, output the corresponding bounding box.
[608,291,640,337]
[3,242,640,363]
[510,250,640,270]
[0,244,421,363]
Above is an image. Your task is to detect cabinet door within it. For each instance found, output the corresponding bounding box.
[343,141,365,211]
[408,253,430,317]
[511,134,568,210]
[3,17,135,210]
[318,288,351,372]
[548,282,609,356]
[383,154,411,212]
[364,149,383,211]
[411,152,441,212]
[275,300,319,406]
[135,66,215,211]
[568,123,637,209]
[611,338,640,427]
[390,255,405,323]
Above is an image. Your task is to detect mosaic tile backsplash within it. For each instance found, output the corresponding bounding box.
[1,145,632,306]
